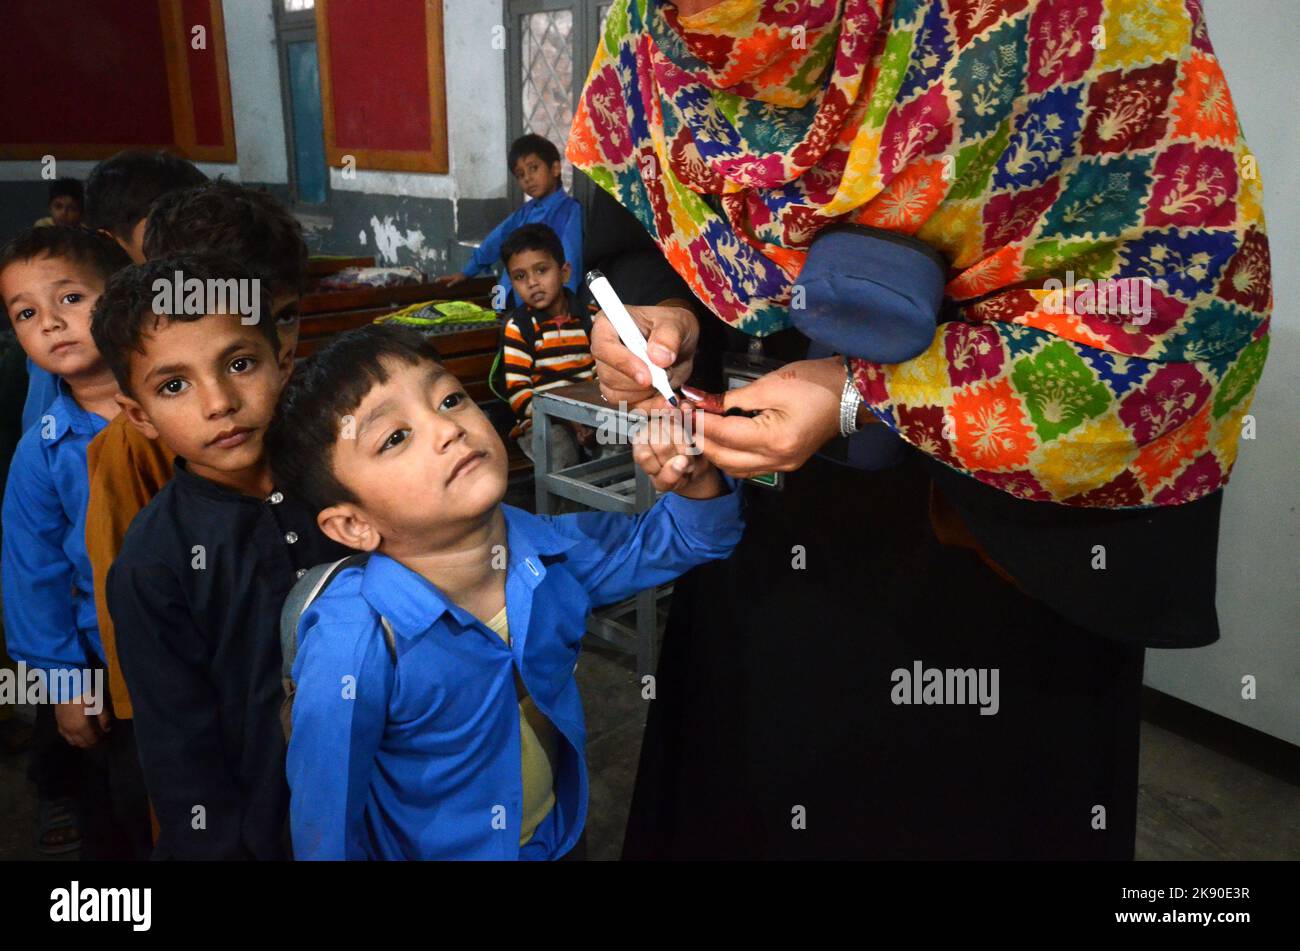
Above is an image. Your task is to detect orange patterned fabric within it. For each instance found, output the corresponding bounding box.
[569,0,1271,507]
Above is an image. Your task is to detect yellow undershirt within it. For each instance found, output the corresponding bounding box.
[484,606,560,846]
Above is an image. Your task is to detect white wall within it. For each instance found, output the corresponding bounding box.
[1142,0,1300,746]
[222,0,287,184]
[328,0,508,203]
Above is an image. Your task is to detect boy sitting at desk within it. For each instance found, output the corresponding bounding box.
[435,134,582,308]
[497,224,598,470]
[267,323,743,860]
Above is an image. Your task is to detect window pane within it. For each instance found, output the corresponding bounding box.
[287,40,327,204]
[520,9,574,192]
[284,0,315,12]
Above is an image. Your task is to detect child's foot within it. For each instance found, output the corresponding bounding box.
[36,796,82,855]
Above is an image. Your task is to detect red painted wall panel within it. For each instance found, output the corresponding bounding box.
[323,0,432,152]
[183,0,223,148]
[1,0,175,147]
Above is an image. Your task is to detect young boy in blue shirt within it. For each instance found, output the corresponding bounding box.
[436,133,582,307]
[22,151,208,444]
[0,226,135,855]
[266,324,743,860]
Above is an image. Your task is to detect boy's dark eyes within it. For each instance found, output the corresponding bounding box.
[62,293,82,305]
[229,356,256,373]
[15,308,34,321]
[160,378,187,396]
[380,428,410,452]
[441,391,465,410]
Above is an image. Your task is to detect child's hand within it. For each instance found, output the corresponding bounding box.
[54,694,109,749]
[434,272,467,288]
[630,410,725,500]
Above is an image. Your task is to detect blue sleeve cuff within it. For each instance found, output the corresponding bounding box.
[656,475,745,557]
[39,665,99,704]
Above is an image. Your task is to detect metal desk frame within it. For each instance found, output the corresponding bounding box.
[532,384,668,676]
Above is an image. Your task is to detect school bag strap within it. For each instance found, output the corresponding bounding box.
[279,553,397,741]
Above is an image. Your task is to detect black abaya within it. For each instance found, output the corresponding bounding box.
[622,449,1146,860]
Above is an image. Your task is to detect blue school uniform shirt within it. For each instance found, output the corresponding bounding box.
[2,378,107,700]
[21,359,59,433]
[463,186,583,306]
[288,488,744,861]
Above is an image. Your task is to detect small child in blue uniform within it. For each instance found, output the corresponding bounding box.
[266,324,743,860]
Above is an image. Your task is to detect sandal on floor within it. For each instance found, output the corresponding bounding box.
[37,796,82,855]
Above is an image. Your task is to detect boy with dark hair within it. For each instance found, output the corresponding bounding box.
[265,323,743,860]
[83,149,208,264]
[35,179,84,228]
[22,151,207,446]
[98,256,346,859]
[436,133,582,307]
[143,179,308,354]
[499,223,596,469]
[0,225,143,856]
[85,181,310,742]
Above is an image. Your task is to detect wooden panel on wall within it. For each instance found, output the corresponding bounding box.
[316,0,449,174]
[0,0,235,163]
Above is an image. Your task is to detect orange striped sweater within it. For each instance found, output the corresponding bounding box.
[502,301,595,438]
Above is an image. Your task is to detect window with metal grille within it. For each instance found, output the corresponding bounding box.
[506,1,613,209]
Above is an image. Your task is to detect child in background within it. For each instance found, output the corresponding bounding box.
[83,149,208,264]
[98,257,346,859]
[0,226,143,857]
[34,179,84,228]
[85,180,310,737]
[499,223,596,470]
[266,324,743,860]
[436,133,582,307]
[21,151,208,448]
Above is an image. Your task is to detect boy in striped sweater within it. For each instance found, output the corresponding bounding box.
[499,224,596,469]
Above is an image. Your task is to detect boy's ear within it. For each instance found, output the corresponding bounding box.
[116,392,160,441]
[318,503,381,553]
[560,262,572,285]
[276,340,295,385]
[550,160,563,180]
[121,219,148,264]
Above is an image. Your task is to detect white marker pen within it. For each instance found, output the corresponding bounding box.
[586,269,679,407]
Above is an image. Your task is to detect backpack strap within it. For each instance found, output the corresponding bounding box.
[280,553,396,683]
[378,617,396,662]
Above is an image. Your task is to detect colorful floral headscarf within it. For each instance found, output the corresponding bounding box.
[568,0,1271,507]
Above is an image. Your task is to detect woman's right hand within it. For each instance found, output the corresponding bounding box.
[590,303,699,411]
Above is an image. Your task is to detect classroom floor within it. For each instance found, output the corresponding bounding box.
[1,630,1296,861]
[575,638,1300,861]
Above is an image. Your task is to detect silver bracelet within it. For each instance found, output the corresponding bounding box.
[839,356,864,437]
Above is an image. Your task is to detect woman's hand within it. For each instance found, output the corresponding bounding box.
[685,356,845,478]
[591,303,699,411]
